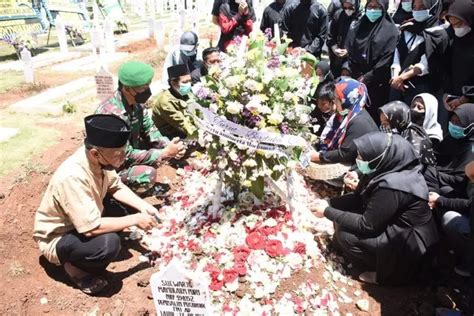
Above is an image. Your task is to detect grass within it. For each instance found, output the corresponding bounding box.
[0,71,24,94]
[0,113,59,177]
[9,261,27,277]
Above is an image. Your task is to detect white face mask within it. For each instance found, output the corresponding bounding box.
[454,26,472,37]
[345,9,355,16]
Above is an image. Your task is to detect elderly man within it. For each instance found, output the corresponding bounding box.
[34,114,160,295]
[152,64,197,139]
[96,61,185,192]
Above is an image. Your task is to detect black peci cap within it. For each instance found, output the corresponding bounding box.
[84,114,130,148]
[167,64,190,80]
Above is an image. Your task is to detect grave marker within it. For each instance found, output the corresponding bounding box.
[20,48,34,83]
[55,16,68,54]
[104,19,115,54]
[148,18,155,38]
[150,260,210,316]
[95,66,115,101]
[154,20,165,47]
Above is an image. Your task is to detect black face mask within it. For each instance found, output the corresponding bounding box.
[411,110,425,126]
[134,88,152,104]
[97,151,117,171]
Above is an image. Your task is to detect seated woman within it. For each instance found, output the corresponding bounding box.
[410,93,444,147]
[312,132,439,285]
[310,77,378,165]
[315,61,335,88]
[379,100,439,191]
[310,82,336,137]
[436,103,474,197]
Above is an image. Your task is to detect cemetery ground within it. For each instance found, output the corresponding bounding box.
[0,29,471,316]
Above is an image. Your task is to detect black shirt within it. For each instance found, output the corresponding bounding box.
[260,1,285,36]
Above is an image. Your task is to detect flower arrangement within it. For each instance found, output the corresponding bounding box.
[0,34,36,59]
[138,165,359,315]
[191,31,318,200]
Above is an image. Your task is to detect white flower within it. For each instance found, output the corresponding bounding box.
[283,91,294,102]
[299,113,310,124]
[209,103,218,113]
[224,278,239,292]
[242,159,257,168]
[226,101,243,114]
[228,150,239,161]
[285,253,304,270]
[219,88,230,98]
[267,112,284,125]
[273,164,286,172]
[263,218,278,227]
[224,75,241,89]
[218,158,228,169]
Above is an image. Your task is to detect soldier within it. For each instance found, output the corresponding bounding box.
[96,61,186,192]
[34,114,160,295]
[152,64,197,139]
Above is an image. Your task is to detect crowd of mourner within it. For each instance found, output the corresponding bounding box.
[31,0,473,313]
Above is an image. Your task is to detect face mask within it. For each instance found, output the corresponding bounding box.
[410,110,425,126]
[345,9,355,16]
[338,108,350,116]
[448,121,466,139]
[413,9,430,22]
[182,49,197,57]
[134,88,152,104]
[401,1,412,12]
[356,144,390,175]
[178,83,192,96]
[454,26,472,38]
[366,9,383,23]
[97,151,117,171]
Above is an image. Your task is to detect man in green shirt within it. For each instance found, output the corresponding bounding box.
[96,61,185,192]
[151,64,197,139]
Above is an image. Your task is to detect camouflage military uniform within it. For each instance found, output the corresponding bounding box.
[96,91,169,191]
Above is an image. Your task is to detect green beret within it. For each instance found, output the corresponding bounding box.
[118,61,155,87]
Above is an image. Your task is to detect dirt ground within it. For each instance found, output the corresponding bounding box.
[0,36,471,316]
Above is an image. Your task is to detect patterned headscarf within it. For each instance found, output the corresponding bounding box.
[322,78,368,151]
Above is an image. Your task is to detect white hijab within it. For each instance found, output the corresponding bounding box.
[412,93,443,142]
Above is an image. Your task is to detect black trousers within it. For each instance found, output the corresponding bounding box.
[56,196,132,274]
[330,193,378,270]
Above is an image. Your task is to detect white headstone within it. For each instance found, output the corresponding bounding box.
[91,22,104,53]
[148,18,155,38]
[169,27,181,48]
[95,66,115,101]
[20,48,34,83]
[179,9,186,30]
[55,16,68,54]
[154,20,165,47]
[150,260,210,316]
[104,19,115,54]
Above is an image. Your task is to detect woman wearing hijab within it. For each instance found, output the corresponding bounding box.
[327,0,362,77]
[442,0,474,111]
[312,132,439,285]
[315,61,335,87]
[392,0,413,25]
[389,0,449,104]
[346,0,399,124]
[411,93,444,146]
[211,0,256,52]
[379,100,439,191]
[310,78,378,165]
[436,103,474,197]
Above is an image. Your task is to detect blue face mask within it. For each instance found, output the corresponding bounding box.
[178,83,192,96]
[448,121,466,139]
[182,49,196,57]
[413,9,430,22]
[401,1,412,12]
[356,135,391,174]
[366,9,383,22]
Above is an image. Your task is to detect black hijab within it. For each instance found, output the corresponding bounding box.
[316,61,335,84]
[355,132,429,200]
[403,0,442,35]
[379,101,437,165]
[392,1,413,25]
[446,0,474,27]
[347,0,399,68]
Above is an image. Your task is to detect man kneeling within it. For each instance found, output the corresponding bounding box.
[33,114,159,295]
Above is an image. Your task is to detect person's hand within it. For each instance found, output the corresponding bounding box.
[133,213,159,231]
[334,48,348,58]
[310,150,320,162]
[390,75,407,91]
[238,1,248,15]
[357,75,365,83]
[428,192,440,209]
[343,171,359,190]
[141,203,160,218]
[447,96,467,111]
[162,137,186,160]
[311,199,329,218]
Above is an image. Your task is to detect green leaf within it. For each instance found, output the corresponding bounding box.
[250,176,265,200]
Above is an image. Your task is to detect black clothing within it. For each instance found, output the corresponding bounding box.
[191,64,208,84]
[392,5,412,25]
[281,0,328,58]
[310,107,333,137]
[444,29,474,98]
[260,1,285,36]
[321,109,378,164]
[437,196,471,214]
[327,7,361,76]
[327,189,438,284]
[346,0,399,118]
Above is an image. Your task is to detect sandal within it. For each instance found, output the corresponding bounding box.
[68,274,109,295]
[358,271,378,285]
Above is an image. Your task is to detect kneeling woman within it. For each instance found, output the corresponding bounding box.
[313,132,438,284]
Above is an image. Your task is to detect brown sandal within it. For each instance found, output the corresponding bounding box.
[68,274,109,295]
